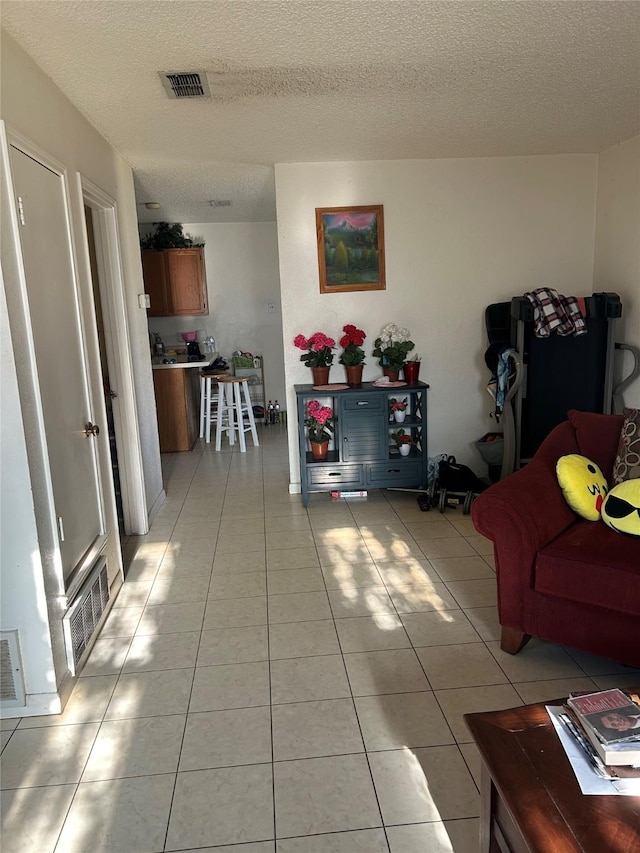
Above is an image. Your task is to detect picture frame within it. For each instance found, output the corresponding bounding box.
[315,205,385,294]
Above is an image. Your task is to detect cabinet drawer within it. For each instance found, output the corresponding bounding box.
[341,395,384,413]
[366,460,424,488]
[308,465,364,488]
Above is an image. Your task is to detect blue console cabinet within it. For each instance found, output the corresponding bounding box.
[295,381,429,507]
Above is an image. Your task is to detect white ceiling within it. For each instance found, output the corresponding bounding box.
[2,1,639,223]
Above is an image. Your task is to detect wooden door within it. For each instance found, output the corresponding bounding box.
[166,248,208,315]
[10,146,106,582]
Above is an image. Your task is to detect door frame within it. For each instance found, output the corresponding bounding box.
[78,176,148,535]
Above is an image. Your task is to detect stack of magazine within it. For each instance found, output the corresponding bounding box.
[557,688,640,781]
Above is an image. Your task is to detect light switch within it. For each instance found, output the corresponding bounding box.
[138,293,151,309]
[267,302,276,313]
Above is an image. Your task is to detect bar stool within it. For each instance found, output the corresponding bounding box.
[215,376,260,452]
[199,372,228,443]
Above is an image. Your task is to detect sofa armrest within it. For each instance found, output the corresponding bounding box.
[471,422,578,628]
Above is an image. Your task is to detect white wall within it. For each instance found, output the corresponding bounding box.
[144,222,286,405]
[275,155,599,488]
[0,31,163,708]
[594,135,640,408]
[0,31,163,515]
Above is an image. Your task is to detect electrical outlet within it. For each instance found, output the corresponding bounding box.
[138,293,151,309]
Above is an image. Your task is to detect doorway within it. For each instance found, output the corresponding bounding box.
[80,177,149,538]
[84,204,124,535]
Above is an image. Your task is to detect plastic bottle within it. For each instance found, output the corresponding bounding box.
[266,401,273,425]
[274,401,280,425]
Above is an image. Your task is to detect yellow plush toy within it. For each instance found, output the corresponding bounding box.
[556,454,608,521]
[601,479,640,536]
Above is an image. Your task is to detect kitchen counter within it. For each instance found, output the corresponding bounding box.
[152,358,211,370]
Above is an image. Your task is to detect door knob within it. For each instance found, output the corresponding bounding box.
[83,422,101,437]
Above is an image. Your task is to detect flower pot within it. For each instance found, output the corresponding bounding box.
[403,361,420,384]
[345,364,364,387]
[311,366,330,386]
[311,440,329,461]
[383,367,400,382]
[393,410,406,423]
[399,443,411,457]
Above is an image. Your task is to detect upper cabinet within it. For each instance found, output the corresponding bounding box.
[142,248,208,316]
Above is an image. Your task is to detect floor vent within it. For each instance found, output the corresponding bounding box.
[1,630,26,709]
[63,557,109,675]
[159,71,210,99]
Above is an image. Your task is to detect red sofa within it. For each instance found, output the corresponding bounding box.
[471,410,640,668]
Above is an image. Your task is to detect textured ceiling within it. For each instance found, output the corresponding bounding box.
[2,1,639,223]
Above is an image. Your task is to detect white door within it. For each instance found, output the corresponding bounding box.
[10,146,105,582]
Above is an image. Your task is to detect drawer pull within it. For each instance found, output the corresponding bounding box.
[357,401,369,406]
[387,468,401,474]
[328,472,342,477]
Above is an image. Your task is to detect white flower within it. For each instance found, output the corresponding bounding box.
[379,322,411,346]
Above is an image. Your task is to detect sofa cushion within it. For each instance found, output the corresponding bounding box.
[536,520,640,616]
[568,410,624,478]
[612,407,640,484]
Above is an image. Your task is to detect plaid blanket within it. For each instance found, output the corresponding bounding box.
[524,287,587,338]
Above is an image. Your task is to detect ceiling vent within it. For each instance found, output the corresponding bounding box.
[160,71,211,99]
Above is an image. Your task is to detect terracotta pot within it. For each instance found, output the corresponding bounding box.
[403,361,420,384]
[311,440,329,461]
[383,367,400,382]
[311,366,330,386]
[394,410,406,423]
[345,364,364,387]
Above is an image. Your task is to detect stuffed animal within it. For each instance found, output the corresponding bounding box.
[556,454,608,521]
[601,479,640,537]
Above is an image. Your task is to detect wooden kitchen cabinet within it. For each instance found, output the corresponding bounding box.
[153,367,200,452]
[142,248,208,317]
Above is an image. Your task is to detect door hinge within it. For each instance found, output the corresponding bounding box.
[16,196,26,226]
[57,516,65,542]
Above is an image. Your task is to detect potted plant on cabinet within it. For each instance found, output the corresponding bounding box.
[372,323,415,381]
[390,397,408,423]
[338,324,367,386]
[305,400,334,461]
[294,331,336,385]
[393,429,413,457]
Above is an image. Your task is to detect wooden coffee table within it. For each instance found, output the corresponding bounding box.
[465,701,640,852]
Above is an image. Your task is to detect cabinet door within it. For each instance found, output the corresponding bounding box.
[142,250,171,316]
[340,395,387,462]
[165,248,208,315]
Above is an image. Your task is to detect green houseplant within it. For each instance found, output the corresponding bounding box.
[140,222,204,250]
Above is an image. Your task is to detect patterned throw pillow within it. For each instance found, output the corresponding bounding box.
[612,408,640,484]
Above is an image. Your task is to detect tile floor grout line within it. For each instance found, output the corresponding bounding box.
[161,444,231,853]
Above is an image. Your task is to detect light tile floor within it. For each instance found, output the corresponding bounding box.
[2,425,639,853]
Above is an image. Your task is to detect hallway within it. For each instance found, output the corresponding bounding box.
[2,425,636,853]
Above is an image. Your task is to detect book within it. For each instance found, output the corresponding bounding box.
[556,711,640,780]
[568,689,640,744]
[565,690,640,766]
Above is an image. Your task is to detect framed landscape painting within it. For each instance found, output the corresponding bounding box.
[316,205,385,294]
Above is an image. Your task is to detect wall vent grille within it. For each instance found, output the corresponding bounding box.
[63,557,109,675]
[160,71,210,99]
[0,631,26,708]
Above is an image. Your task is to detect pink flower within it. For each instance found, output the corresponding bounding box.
[314,406,332,425]
[294,334,308,350]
